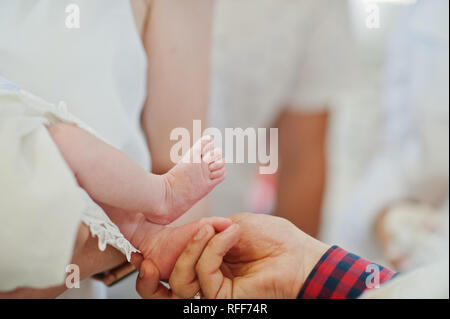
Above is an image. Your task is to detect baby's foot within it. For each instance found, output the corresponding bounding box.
[149,135,225,225]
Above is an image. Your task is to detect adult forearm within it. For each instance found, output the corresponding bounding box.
[275,162,325,237]
[140,0,212,174]
[72,224,128,279]
[273,110,328,237]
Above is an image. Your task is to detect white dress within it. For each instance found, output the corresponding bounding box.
[209,0,356,217]
[0,0,148,293]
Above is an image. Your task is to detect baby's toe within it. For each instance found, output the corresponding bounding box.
[202,141,215,161]
[209,158,225,172]
[210,166,225,180]
[201,135,213,150]
[203,147,222,164]
[196,135,212,153]
[182,135,212,163]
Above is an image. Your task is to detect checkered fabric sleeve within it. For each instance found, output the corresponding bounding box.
[298,245,396,299]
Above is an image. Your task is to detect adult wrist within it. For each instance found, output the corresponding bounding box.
[289,233,330,298]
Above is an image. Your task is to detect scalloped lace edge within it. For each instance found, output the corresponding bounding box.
[81,215,140,262]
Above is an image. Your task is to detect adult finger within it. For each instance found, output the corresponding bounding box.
[171,217,232,247]
[196,224,240,298]
[136,259,177,299]
[169,224,216,298]
[156,217,233,280]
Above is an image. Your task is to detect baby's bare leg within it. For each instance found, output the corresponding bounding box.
[47,123,167,215]
[47,123,225,225]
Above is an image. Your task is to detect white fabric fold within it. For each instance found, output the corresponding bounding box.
[0,78,138,291]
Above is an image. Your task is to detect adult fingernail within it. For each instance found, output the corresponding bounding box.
[194,227,207,240]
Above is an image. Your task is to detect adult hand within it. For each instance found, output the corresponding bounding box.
[137,213,330,299]
[103,203,232,280]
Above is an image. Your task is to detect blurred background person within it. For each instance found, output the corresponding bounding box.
[109,0,358,296]
[328,0,449,268]
[209,0,449,274]
[112,0,449,297]
[209,0,356,237]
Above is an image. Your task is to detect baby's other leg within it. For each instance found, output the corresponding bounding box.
[47,123,166,215]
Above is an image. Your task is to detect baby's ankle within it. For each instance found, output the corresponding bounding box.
[149,173,175,223]
[161,172,174,204]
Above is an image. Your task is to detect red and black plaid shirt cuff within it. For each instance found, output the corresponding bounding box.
[298,245,396,299]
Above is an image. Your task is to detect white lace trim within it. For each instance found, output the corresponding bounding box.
[11,88,140,261]
[78,189,141,263]
[81,215,140,262]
